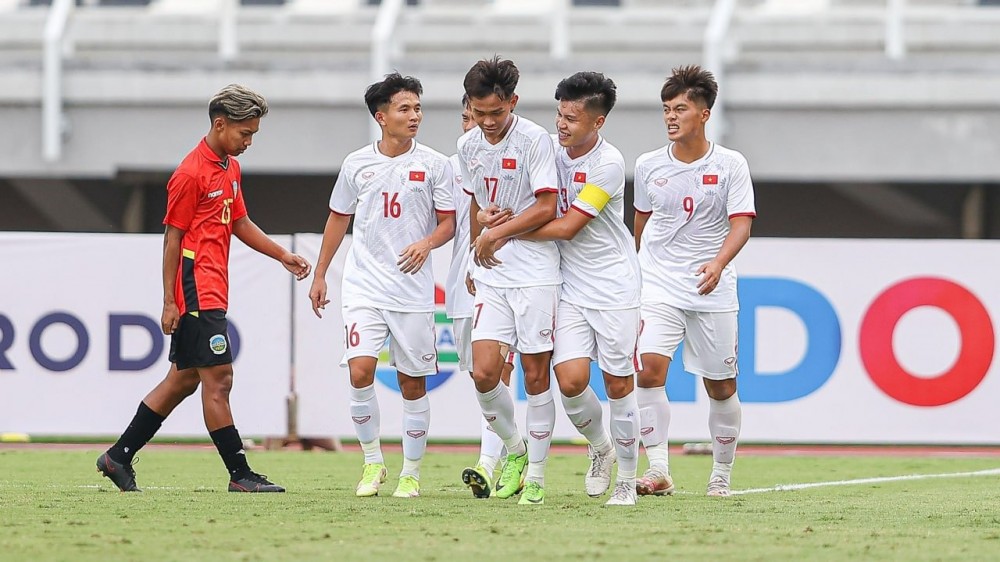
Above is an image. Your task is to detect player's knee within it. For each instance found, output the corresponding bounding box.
[176,376,200,398]
[637,359,668,388]
[604,376,633,399]
[555,374,588,398]
[397,376,426,400]
[201,372,234,402]
[470,366,499,388]
[704,378,737,400]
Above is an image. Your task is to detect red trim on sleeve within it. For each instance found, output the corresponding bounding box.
[462,187,475,196]
[570,204,596,219]
[634,208,653,215]
[435,209,456,215]
[330,208,353,217]
[729,212,757,219]
[534,187,558,196]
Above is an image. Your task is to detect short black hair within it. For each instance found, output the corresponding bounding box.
[554,71,617,116]
[661,65,718,109]
[463,56,519,101]
[364,72,423,117]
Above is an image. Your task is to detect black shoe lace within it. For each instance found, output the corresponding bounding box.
[243,471,272,485]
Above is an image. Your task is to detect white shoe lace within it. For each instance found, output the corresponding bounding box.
[707,476,730,496]
[588,447,613,478]
[607,482,635,504]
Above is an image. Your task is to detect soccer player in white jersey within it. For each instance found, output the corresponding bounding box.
[633,65,755,498]
[446,95,517,499]
[308,73,456,499]
[457,56,560,505]
[480,72,642,506]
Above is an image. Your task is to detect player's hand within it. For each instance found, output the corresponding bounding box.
[398,239,432,275]
[465,272,476,296]
[309,278,330,318]
[473,231,503,269]
[696,260,723,295]
[160,302,180,335]
[281,252,312,281]
[478,205,513,229]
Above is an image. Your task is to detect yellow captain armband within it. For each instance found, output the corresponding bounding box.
[577,183,611,213]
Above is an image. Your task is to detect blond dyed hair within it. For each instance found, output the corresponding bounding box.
[209,84,268,122]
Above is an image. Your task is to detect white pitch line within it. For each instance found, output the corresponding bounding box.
[732,467,1000,495]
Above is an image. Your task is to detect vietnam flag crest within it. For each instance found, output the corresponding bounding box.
[702,174,719,185]
[502,158,517,170]
[573,172,587,183]
[409,170,426,182]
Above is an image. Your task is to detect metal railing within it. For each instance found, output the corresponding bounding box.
[703,0,736,144]
[42,0,75,163]
[885,0,907,60]
[370,0,405,142]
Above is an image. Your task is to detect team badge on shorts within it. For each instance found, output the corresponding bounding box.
[209,334,228,355]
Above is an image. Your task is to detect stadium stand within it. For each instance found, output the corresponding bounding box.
[0,0,998,237]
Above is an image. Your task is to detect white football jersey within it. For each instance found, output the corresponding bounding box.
[457,115,561,288]
[553,135,641,310]
[329,141,455,312]
[633,142,755,312]
[445,153,474,319]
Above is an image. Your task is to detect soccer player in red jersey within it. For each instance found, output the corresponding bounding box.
[96,84,312,493]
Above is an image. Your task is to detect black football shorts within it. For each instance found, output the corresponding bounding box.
[168,309,234,370]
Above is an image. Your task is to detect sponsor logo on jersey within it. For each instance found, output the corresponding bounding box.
[232,180,239,195]
[573,172,587,183]
[409,170,426,182]
[362,171,375,180]
[502,158,517,170]
[654,178,668,187]
[455,175,463,184]
[703,174,719,185]
[207,189,223,198]
[209,334,227,354]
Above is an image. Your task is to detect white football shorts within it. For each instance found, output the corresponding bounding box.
[340,305,438,377]
[637,303,738,380]
[553,301,640,377]
[471,282,558,355]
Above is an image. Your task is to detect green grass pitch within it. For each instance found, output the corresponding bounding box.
[1,448,998,561]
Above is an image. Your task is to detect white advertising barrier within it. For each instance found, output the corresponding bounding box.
[722,239,1000,444]
[0,233,291,436]
[294,234,585,441]
[296,236,1000,444]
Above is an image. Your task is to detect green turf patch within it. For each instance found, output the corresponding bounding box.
[1,449,998,561]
